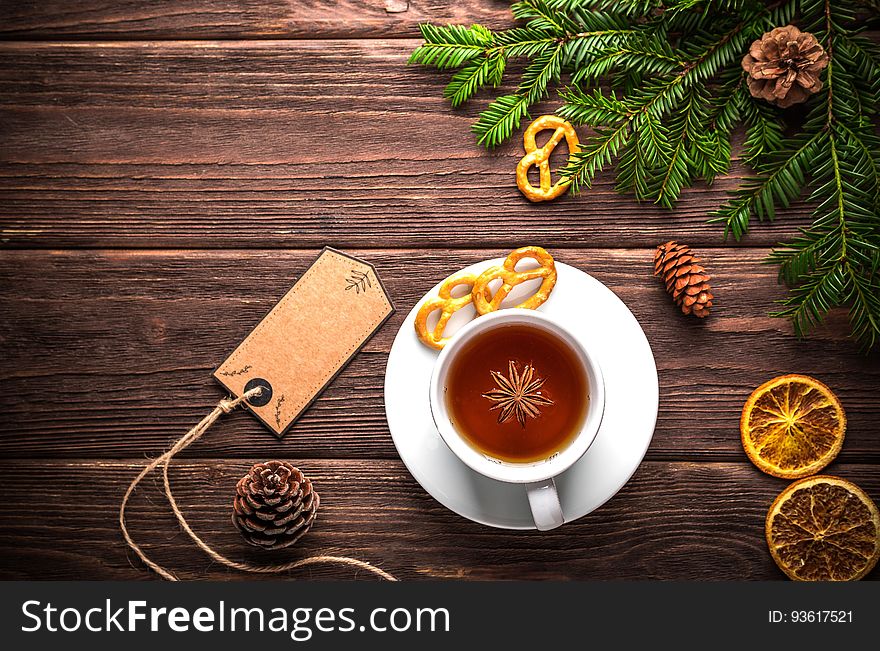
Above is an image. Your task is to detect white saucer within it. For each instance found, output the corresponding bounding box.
[384,259,658,529]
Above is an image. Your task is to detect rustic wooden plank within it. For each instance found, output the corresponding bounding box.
[1,248,877,461]
[0,1,512,40]
[1,459,876,580]
[0,41,810,248]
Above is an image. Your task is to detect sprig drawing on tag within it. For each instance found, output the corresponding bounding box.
[274,395,286,428]
[220,364,251,377]
[345,270,372,294]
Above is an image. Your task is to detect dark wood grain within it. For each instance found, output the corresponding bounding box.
[1,248,877,461]
[0,40,813,249]
[0,1,512,40]
[0,459,876,580]
[1,8,878,585]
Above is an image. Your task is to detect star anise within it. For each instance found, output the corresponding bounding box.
[482,360,554,427]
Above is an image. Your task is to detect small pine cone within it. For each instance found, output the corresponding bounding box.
[232,460,319,550]
[741,25,828,108]
[653,241,713,318]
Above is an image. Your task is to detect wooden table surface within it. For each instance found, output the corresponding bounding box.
[1,1,878,581]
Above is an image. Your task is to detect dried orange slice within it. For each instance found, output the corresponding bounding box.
[766,476,880,581]
[740,374,845,478]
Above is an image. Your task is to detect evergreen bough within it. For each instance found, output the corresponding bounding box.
[409,0,880,349]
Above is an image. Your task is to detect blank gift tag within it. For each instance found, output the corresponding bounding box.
[214,248,394,437]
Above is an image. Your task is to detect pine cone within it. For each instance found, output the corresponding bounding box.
[653,241,713,318]
[742,25,828,108]
[232,460,319,550]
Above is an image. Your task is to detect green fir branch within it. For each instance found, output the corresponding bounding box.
[710,130,823,239]
[767,7,880,349]
[409,0,880,347]
[408,24,494,69]
[472,95,531,147]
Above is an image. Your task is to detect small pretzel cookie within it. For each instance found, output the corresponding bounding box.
[414,272,482,350]
[472,246,557,315]
[516,115,580,203]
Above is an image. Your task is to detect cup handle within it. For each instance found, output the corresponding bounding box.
[526,478,564,531]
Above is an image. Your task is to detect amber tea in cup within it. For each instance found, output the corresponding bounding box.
[444,323,589,463]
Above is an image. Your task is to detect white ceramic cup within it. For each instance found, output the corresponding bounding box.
[429,308,605,531]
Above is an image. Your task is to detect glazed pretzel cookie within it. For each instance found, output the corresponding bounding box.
[414,273,484,350]
[472,246,557,315]
[516,115,580,202]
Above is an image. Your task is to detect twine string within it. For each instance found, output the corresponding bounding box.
[119,387,396,581]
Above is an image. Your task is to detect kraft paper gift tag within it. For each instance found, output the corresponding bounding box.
[119,247,398,583]
[214,247,394,437]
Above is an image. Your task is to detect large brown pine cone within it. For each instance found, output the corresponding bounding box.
[653,241,713,318]
[232,460,319,550]
[741,25,828,108]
